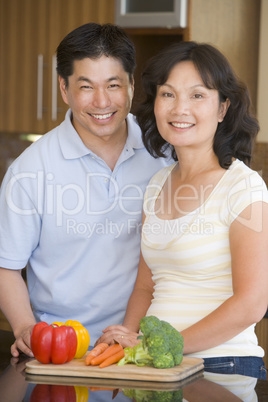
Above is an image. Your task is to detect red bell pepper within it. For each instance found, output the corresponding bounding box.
[30,384,76,402]
[31,321,77,364]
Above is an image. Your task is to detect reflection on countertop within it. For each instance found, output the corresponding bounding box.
[0,330,267,402]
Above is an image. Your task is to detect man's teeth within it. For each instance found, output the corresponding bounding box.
[91,113,113,120]
[171,122,193,128]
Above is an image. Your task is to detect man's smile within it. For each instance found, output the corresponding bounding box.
[89,112,116,120]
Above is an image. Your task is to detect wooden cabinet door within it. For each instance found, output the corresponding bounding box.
[0,0,49,133]
[45,0,115,129]
[0,0,115,134]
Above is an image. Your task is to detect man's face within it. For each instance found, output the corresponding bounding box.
[59,56,134,145]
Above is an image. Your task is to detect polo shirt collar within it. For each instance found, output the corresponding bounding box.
[125,113,144,150]
[58,109,144,160]
[58,110,91,160]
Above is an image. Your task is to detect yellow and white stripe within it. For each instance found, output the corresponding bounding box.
[142,160,268,358]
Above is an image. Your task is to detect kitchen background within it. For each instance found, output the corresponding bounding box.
[0,0,267,366]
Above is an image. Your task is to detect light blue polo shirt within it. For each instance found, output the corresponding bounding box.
[0,110,171,344]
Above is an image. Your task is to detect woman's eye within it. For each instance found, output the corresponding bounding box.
[193,93,203,99]
[161,92,173,98]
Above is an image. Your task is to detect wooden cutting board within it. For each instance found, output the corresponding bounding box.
[26,370,204,391]
[25,356,204,383]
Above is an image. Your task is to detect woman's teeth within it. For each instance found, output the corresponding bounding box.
[171,122,193,128]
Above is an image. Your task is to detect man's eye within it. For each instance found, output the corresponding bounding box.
[109,84,120,88]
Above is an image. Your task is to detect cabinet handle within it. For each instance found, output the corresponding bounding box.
[51,54,58,121]
[37,54,44,120]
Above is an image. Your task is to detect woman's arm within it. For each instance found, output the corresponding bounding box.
[123,250,155,331]
[96,246,155,346]
[181,201,268,354]
[0,268,36,357]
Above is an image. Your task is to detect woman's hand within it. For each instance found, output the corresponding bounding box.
[95,325,140,348]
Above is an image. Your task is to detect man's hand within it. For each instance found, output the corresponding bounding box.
[11,324,35,358]
[0,268,37,358]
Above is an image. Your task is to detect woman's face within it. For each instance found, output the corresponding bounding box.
[154,61,229,152]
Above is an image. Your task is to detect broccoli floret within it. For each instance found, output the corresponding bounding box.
[122,388,183,401]
[146,328,170,357]
[160,320,184,366]
[153,389,183,401]
[140,315,161,337]
[118,316,184,369]
[122,388,154,401]
[118,343,154,367]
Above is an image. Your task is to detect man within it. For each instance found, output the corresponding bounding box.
[0,23,170,357]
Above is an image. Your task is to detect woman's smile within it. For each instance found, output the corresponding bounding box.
[154,60,229,150]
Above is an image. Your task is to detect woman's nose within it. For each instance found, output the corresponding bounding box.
[172,96,190,115]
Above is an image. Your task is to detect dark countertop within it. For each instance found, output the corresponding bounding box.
[0,330,267,401]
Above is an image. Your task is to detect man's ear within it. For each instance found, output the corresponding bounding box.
[59,76,69,105]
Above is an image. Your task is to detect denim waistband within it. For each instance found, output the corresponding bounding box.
[203,356,267,379]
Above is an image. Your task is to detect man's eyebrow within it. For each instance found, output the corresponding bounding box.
[108,76,123,82]
[77,76,123,83]
[77,77,92,83]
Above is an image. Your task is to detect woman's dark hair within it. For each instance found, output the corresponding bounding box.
[136,41,259,168]
[57,23,136,85]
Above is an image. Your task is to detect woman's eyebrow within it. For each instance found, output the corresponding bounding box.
[159,82,206,89]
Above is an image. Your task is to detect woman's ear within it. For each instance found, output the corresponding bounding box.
[218,98,230,122]
[130,76,135,100]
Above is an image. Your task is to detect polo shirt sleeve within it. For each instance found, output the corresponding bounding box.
[0,167,41,269]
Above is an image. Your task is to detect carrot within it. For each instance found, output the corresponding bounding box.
[90,344,123,366]
[99,348,125,368]
[89,387,117,391]
[85,343,109,366]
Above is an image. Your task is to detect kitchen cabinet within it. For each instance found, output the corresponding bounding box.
[0,0,189,132]
[124,27,190,113]
[0,0,260,133]
[0,0,115,134]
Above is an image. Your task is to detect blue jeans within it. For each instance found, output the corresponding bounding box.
[203,356,267,380]
[203,356,267,379]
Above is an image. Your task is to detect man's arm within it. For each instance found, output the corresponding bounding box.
[0,268,36,357]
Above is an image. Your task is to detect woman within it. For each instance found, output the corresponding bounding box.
[98,41,268,378]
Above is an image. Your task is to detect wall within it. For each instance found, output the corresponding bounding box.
[257,0,268,143]
[190,0,260,109]
[190,0,268,190]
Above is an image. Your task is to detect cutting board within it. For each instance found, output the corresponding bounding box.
[25,356,204,383]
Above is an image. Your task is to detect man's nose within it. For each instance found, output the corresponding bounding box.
[92,89,111,109]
